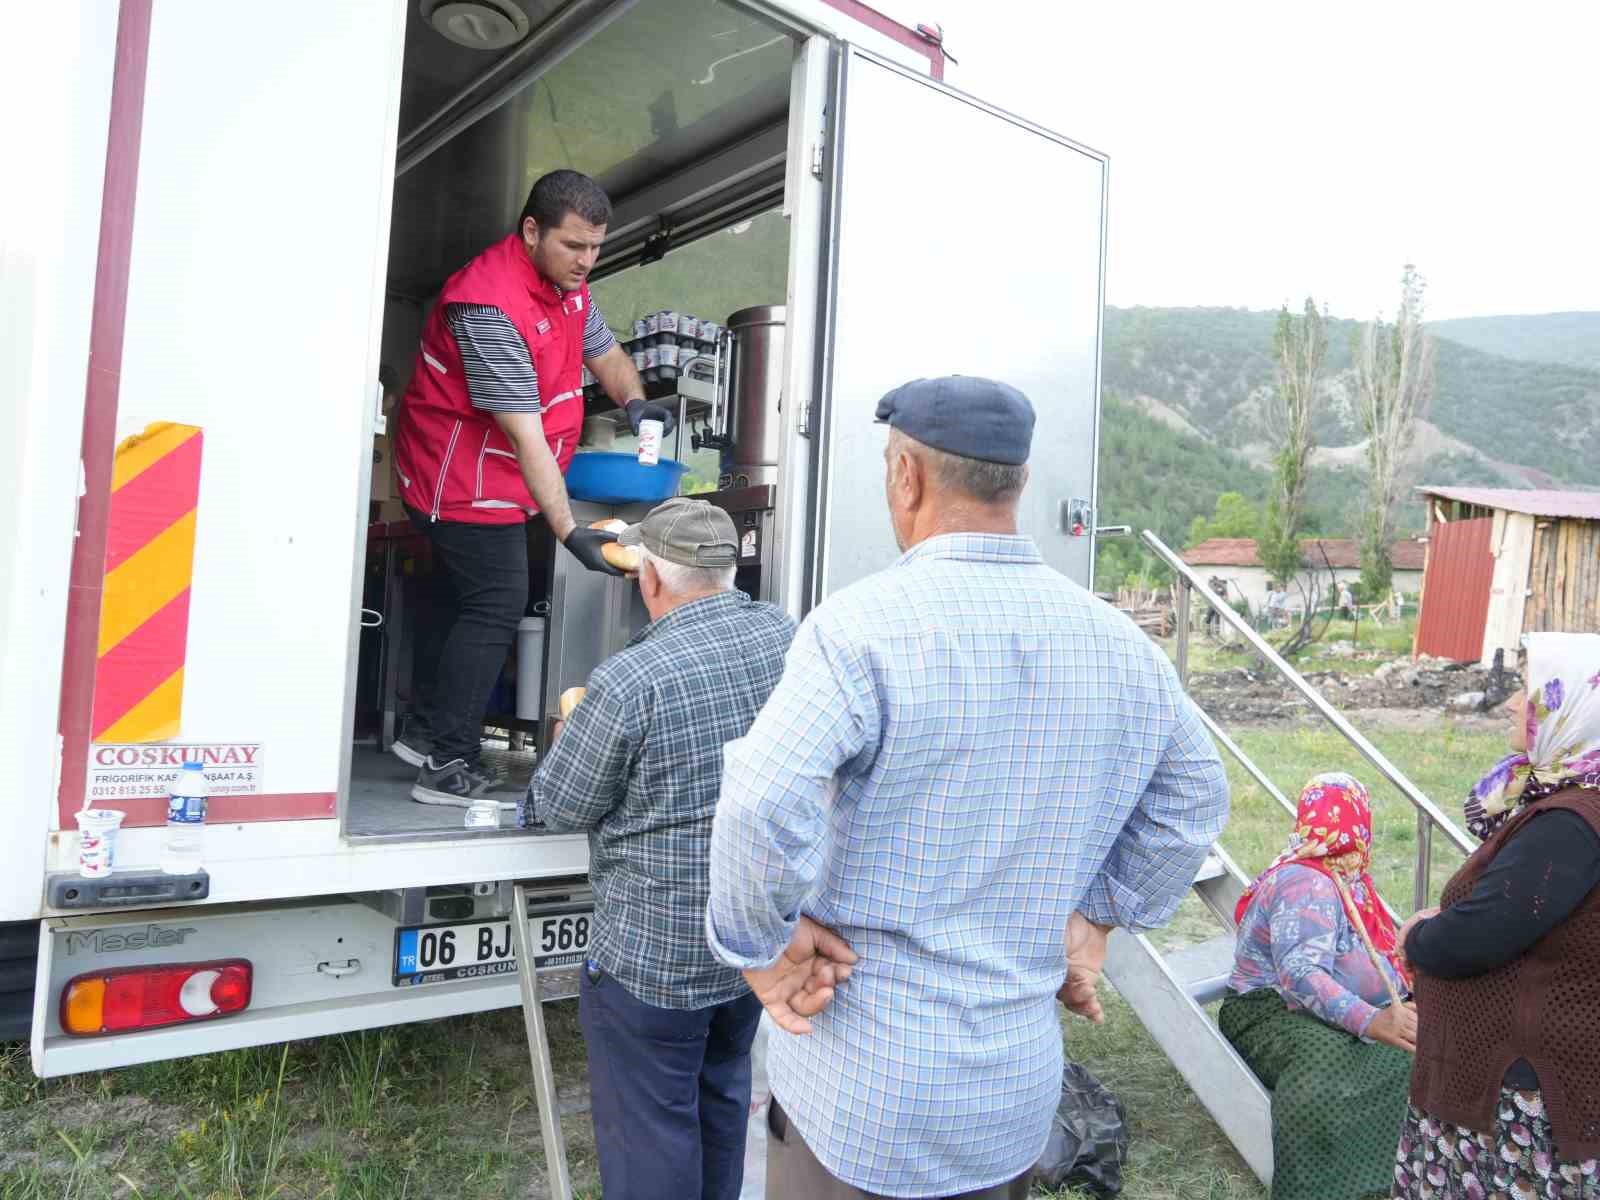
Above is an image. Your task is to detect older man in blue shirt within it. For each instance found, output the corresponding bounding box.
[706,377,1230,1199]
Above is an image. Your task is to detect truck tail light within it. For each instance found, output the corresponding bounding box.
[60,960,252,1037]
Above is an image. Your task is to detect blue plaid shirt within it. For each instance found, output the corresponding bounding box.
[527,589,794,1010]
[706,533,1229,1196]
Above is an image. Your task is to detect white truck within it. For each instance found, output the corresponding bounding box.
[3,0,1107,1077]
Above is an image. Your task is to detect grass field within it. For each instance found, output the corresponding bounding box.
[0,711,1510,1199]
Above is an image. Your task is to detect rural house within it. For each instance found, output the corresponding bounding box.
[1182,537,1426,614]
[1414,486,1600,665]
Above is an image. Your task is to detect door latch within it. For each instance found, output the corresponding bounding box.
[1061,499,1092,537]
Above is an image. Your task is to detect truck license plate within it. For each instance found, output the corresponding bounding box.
[392,909,592,987]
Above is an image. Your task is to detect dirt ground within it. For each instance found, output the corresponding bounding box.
[1186,650,1516,732]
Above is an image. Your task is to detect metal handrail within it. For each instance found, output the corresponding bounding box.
[1193,707,1297,821]
[1193,704,1402,923]
[1141,530,1475,908]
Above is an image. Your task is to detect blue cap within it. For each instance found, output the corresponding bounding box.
[873,376,1035,465]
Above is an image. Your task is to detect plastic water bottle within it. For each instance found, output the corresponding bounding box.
[162,762,208,874]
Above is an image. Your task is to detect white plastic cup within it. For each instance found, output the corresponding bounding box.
[75,809,126,878]
[637,418,664,466]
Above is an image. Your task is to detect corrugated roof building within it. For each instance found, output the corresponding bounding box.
[1414,486,1600,664]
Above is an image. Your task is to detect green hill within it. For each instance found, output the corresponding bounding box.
[1093,394,1268,585]
[1102,305,1600,488]
[1092,305,1600,586]
[1431,312,1600,372]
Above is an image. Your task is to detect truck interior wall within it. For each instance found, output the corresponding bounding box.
[379,299,425,394]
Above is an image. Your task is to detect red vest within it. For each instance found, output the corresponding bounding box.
[394,234,589,525]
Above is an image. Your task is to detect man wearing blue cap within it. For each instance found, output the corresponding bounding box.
[707,376,1229,1199]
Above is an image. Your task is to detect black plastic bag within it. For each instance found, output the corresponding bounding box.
[1030,1060,1128,1197]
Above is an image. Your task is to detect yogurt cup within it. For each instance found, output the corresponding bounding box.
[75,809,126,878]
[637,418,664,466]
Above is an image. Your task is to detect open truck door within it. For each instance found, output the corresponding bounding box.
[807,47,1107,602]
[47,0,407,870]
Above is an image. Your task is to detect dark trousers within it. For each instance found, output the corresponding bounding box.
[579,964,762,1200]
[766,1100,1033,1200]
[405,507,527,766]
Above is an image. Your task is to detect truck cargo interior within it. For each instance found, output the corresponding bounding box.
[346,0,799,840]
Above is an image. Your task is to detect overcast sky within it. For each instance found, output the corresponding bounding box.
[893,0,1600,321]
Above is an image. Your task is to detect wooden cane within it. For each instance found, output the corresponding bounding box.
[1329,869,1407,1011]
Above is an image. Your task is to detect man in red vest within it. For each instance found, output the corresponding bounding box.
[393,169,673,807]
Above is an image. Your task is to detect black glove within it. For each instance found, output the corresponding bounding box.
[625,398,676,437]
[562,526,623,576]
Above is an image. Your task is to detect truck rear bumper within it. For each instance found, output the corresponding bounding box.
[32,884,586,1077]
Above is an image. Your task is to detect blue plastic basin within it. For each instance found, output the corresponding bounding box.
[564,452,688,504]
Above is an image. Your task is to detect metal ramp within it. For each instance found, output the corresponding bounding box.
[1103,531,1482,1189]
[1103,849,1274,1185]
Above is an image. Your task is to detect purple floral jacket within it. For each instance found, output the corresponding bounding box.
[1227,862,1407,1038]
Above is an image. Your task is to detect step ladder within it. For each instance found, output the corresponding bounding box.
[1101,848,1274,1187]
[512,882,575,1200]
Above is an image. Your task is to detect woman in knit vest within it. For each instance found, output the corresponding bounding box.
[1395,632,1600,1199]
[1220,772,1416,1200]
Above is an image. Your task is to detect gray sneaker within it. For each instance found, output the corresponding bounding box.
[411,757,519,810]
[390,731,432,769]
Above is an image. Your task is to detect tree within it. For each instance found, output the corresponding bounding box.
[1259,298,1327,587]
[1186,491,1262,546]
[1354,265,1436,597]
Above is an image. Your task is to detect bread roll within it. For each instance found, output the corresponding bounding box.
[559,687,586,719]
[589,518,628,535]
[601,541,641,573]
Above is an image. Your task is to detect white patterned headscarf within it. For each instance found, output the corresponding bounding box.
[1465,632,1600,840]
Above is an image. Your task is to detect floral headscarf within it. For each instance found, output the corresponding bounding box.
[1235,772,1409,987]
[1465,632,1600,841]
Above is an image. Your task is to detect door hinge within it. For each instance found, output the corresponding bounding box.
[373,382,388,436]
[810,113,827,179]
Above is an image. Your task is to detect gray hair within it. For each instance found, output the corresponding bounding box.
[890,429,1028,503]
[640,547,735,595]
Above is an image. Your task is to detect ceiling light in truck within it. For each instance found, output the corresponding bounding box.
[421,0,532,51]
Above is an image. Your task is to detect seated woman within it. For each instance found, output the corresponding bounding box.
[1220,772,1416,1200]
[1395,632,1600,1200]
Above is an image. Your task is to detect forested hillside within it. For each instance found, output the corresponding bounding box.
[1102,306,1600,487]
[1432,312,1600,372]
[1093,395,1267,585]
[1093,305,1600,586]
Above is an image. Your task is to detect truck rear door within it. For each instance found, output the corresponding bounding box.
[53,0,405,863]
[809,46,1107,600]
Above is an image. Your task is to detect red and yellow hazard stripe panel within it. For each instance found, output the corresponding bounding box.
[90,423,204,743]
